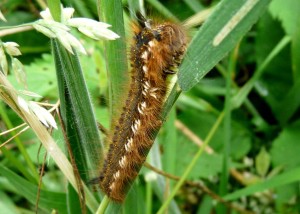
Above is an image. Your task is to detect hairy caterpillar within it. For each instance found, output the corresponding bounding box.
[94,19,187,202]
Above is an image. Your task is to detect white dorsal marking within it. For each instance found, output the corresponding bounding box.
[148,41,154,47]
[119,156,127,168]
[142,65,148,73]
[109,183,115,190]
[150,93,157,99]
[141,51,148,60]
[113,170,120,180]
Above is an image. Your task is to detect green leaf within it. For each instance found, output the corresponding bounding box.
[0,165,67,213]
[174,119,223,179]
[292,22,300,80]
[178,0,270,91]
[196,196,213,214]
[255,147,270,177]
[275,183,298,205]
[231,35,291,110]
[0,191,21,214]
[269,0,300,84]
[178,108,251,160]
[269,0,300,36]
[8,54,57,98]
[270,120,300,170]
[255,13,296,124]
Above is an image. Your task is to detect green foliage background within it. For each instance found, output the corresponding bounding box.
[1,0,300,213]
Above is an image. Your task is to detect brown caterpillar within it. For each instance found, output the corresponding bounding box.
[95,19,187,202]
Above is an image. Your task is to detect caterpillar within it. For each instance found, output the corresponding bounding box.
[94,19,187,202]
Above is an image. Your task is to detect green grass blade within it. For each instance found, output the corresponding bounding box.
[179,0,270,91]
[217,48,236,214]
[149,142,181,214]
[146,0,179,22]
[52,40,89,182]
[0,191,20,214]
[52,39,103,176]
[98,0,128,119]
[0,104,37,183]
[47,0,62,21]
[95,196,110,214]
[71,0,93,18]
[183,0,204,12]
[145,180,152,214]
[0,107,39,181]
[161,108,177,176]
[96,0,127,211]
[67,183,82,214]
[224,166,300,201]
[0,164,68,213]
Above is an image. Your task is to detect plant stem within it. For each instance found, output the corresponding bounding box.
[96,196,110,214]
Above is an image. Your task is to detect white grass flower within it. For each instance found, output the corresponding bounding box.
[18,90,43,98]
[54,29,74,54]
[43,19,70,31]
[0,10,7,22]
[17,91,57,129]
[92,27,120,40]
[29,101,58,129]
[61,8,75,22]
[63,32,87,55]
[67,18,120,40]
[12,58,27,87]
[0,47,8,75]
[35,6,119,55]
[67,18,111,29]
[55,28,86,55]
[40,8,53,21]
[33,23,57,38]
[17,96,30,113]
[40,7,74,23]
[144,171,158,182]
[34,19,86,55]
[3,42,22,56]
[34,19,70,37]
